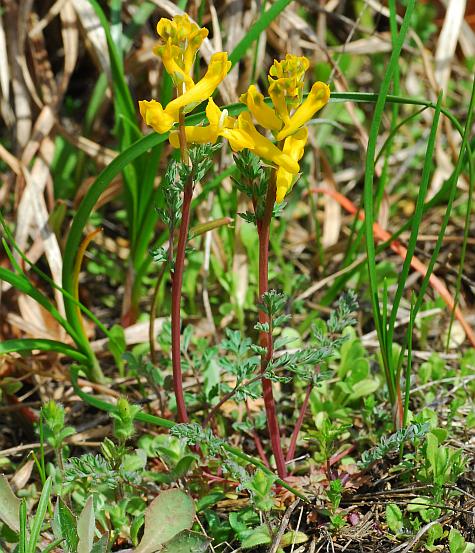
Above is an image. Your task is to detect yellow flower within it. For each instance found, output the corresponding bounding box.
[239,85,282,132]
[139,52,231,135]
[275,128,308,202]
[236,112,299,174]
[153,15,208,88]
[238,54,331,201]
[169,98,254,152]
[276,81,330,141]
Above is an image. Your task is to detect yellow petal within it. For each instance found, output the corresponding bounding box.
[268,79,290,123]
[169,126,219,149]
[156,18,175,40]
[276,82,330,140]
[240,85,282,132]
[165,52,231,120]
[238,112,299,174]
[205,97,222,128]
[275,127,308,202]
[154,41,194,88]
[221,128,255,152]
[275,170,294,203]
[184,28,209,73]
[139,100,175,134]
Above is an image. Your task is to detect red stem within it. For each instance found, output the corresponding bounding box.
[170,176,193,423]
[286,382,313,463]
[257,177,287,479]
[245,401,270,467]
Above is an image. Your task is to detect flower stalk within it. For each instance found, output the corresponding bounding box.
[257,173,287,479]
[170,107,192,423]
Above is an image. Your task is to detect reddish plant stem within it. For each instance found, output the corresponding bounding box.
[170,175,193,423]
[170,108,191,423]
[245,401,270,467]
[257,176,287,479]
[286,382,313,463]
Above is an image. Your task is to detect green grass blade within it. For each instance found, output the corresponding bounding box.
[0,227,111,339]
[62,132,164,333]
[413,79,475,344]
[87,0,136,127]
[445,77,475,348]
[0,267,82,346]
[28,476,53,553]
[387,92,443,347]
[403,293,417,426]
[362,0,415,404]
[229,0,293,66]
[0,339,89,363]
[19,499,27,553]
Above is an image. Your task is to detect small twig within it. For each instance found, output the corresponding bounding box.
[291,506,304,553]
[269,499,300,553]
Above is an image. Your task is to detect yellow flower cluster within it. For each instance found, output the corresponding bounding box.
[139,15,330,202]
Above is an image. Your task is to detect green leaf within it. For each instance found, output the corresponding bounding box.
[347,378,379,401]
[386,503,403,534]
[449,528,469,553]
[406,496,431,513]
[121,449,147,473]
[77,496,95,553]
[241,526,271,549]
[0,475,20,533]
[279,531,308,548]
[135,489,195,553]
[162,530,211,553]
[171,455,198,480]
[53,499,79,553]
[130,514,144,546]
[90,533,110,553]
[426,523,443,550]
[431,428,449,444]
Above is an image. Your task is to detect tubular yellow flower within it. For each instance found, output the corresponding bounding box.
[138,100,175,134]
[154,15,208,87]
[237,112,299,174]
[164,52,231,119]
[276,81,330,141]
[275,127,308,202]
[238,53,331,201]
[169,98,254,151]
[239,85,282,132]
[139,52,231,135]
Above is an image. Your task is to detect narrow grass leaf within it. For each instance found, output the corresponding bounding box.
[388,92,443,347]
[28,476,53,553]
[0,338,89,363]
[362,0,415,404]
